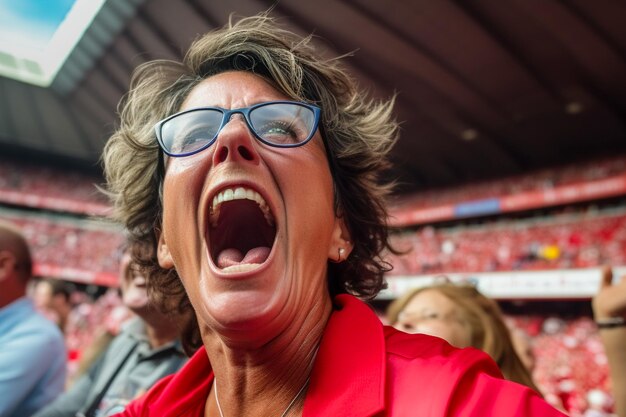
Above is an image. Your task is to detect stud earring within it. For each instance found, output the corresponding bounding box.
[338,247,345,262]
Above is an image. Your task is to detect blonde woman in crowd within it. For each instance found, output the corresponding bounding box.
[387,282,540,392]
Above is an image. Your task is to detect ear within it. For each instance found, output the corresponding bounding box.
[328,214,353,263]
[156,231,175,269]
[0,250,16,282]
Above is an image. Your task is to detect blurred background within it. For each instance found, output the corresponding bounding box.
[1,1,625,415]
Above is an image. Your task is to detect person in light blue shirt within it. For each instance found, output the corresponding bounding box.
[0,220,66,417]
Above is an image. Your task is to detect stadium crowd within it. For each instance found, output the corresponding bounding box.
[387,208,626,276]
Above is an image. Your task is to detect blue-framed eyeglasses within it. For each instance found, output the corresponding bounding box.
[154,100,322,157]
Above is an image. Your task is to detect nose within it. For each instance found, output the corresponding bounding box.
[212,113,260,166]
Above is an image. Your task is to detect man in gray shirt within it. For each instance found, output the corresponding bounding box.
[34,252,188,417]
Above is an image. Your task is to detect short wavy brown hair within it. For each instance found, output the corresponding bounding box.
[103,14,399,354]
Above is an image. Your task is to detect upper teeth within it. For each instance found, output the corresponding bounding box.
[210,186,274,227]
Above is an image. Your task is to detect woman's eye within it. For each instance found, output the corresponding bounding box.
[260,121,290,134]
[266,125,291,135]
[258,121,301,142]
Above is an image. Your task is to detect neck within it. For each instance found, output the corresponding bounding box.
[0,280,26,309]
[214,369,311,417]
[204,296,332,417]
[141,313,180,349]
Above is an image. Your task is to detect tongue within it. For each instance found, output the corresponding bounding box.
[216,247,271,269]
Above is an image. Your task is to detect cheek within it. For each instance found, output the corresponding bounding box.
[415,322,452,340]
[162,157,208,220]
[163,158,206,200]
[284,153,335,215]
[414,322,468,348]
[447,323,473,348]
[161,162,207,273]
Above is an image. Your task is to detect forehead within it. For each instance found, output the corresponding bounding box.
[404,289,458,313]
[181,71,290,111]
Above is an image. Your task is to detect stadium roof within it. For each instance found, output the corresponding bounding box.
[0,0,106,88]
[0,0,625,194]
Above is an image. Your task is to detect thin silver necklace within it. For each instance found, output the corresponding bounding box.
[214,376,311,417]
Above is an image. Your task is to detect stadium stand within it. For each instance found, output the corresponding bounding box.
[391,155,626,214]
[387,207,626,276]
[0,158,110,216]
[0,209,122,286]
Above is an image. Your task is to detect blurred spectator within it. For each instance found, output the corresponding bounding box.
[386,282,540,393]
[34,251,188,417]
[33,278,74,332]
[0,220,66,417]
[592,267,626,417]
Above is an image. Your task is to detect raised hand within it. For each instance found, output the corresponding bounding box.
[593,266,626,321]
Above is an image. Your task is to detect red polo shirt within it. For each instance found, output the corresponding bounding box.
[118,294,566,416]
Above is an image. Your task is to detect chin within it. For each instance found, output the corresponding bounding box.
[198,283,290,340]
[127,303,156,319]
[123,293,150,311]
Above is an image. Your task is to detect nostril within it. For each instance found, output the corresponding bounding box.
[238,145,254,161]
[216,147,228,163]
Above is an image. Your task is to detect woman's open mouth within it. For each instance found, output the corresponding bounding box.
[208,186,276,273]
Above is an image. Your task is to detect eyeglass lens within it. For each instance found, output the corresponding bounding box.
[160,102,316,155]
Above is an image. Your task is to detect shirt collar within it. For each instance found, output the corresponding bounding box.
[0,297,34,328]
[124,316,186,356]
[148,344,213,416]
[304,294,386,416]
